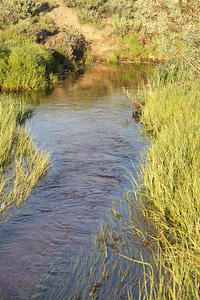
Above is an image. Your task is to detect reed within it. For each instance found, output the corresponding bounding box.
[0,95,50,219]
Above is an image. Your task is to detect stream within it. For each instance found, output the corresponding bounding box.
[0,64,150,299]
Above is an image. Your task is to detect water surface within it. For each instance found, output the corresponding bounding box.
[0,64,149,299]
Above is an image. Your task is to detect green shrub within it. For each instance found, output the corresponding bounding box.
[0,33,60,91]
[134,0,200,62]
[0,0,41,28]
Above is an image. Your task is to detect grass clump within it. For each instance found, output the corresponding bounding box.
[0,95,50,219]
[115,33,160,62]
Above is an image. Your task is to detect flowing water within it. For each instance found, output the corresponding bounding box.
[0,64,150,299]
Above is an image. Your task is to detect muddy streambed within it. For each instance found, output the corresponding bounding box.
[0,64,150,299]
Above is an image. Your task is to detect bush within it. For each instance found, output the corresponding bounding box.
[0,0,41,28]
[44,28,88,71]
[0,33,60,91]
[134,0,200,62]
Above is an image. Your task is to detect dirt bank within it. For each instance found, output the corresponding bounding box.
[45,0,119,61]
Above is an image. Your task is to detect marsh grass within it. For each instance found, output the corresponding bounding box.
[138,60,200,299]
[0,95,50,219]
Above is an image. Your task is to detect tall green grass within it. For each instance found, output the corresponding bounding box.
[138,60,200,299]
[0,95,50,219]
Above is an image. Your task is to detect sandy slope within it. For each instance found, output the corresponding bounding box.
[45,0,118,60]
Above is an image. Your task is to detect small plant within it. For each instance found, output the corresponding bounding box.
[107,52,119,64]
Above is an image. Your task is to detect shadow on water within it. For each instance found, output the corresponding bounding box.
[0,64,153,299]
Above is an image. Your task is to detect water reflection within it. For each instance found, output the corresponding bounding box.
[0,64,149,299]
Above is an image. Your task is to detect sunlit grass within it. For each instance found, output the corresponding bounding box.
[0,95,50,219]
[138,61,200,299]
[0,31,61,91]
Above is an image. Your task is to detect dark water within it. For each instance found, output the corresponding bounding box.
[0,64,149,299]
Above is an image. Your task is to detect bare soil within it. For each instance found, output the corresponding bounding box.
[45,0,118,61]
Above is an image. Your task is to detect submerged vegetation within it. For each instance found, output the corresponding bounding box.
[0,96,50,220]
